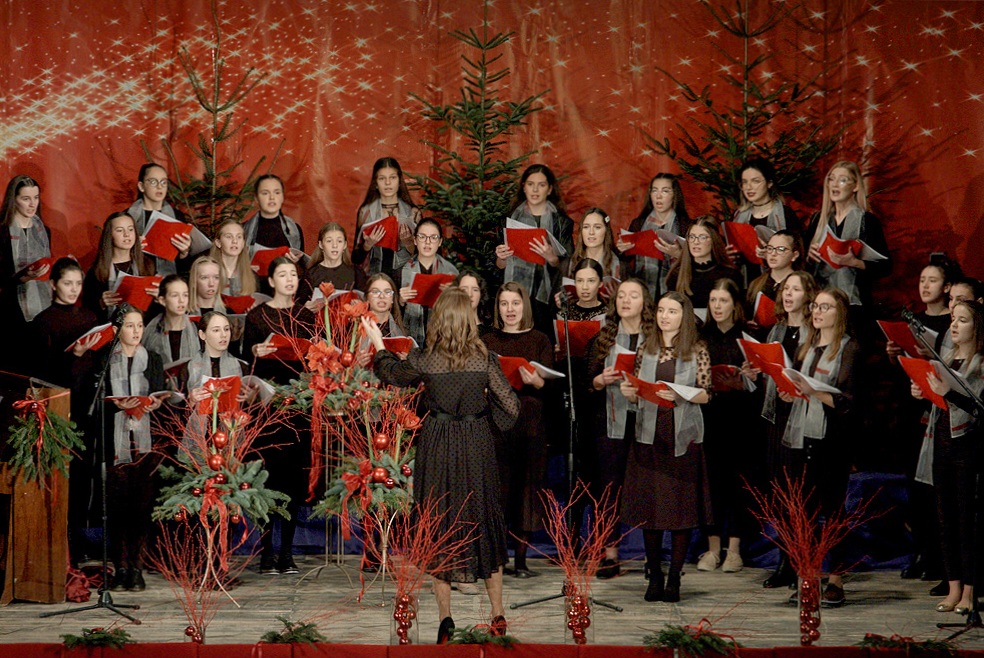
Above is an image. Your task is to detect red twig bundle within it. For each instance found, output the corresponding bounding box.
[146,519,253,643]
[746,471,885,580]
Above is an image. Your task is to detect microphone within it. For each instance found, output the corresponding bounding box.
[557,289,570,306]
[901,308,926,335]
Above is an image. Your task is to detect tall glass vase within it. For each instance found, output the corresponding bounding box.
[564,590,593,644]
[391,592,419,645]
[798,576,822,646]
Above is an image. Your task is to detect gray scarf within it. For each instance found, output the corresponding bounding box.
[635,211,679,299]
[733,203,788,231]
[142,314,200,365]
[635,348,704,456]
[504,202,567,305]
[813,207,864,305]
[185,350,247,443]
[782,336,850,449]
[360,199,416,274]
[127,199,179,276]
[604,326,642,439]
[401,255,458,345]
[9,216,52,321]
[109,346,151,465]
[243,212,303,251]
[760,322,807,423]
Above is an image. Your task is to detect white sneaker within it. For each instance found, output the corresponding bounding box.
[696,551,721,571]
[454,581,481,595]
[721,552,744,573]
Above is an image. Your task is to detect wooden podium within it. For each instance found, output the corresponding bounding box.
[0,385,70,605]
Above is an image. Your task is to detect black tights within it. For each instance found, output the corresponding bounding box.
[644,528,691,580]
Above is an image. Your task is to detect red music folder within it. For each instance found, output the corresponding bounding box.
[359,215,400,252]
[66,323,116,352]
[898,357,947,410]
[724,221,763,264]
[618,229,662,259]
[408,272,456,308]
[250,246,291,277]
[261,333,313,361]
[112,274,163,312]
[753,292,777,328]
[553,319,602,358]
[142,213,193,260]
[196,375,243,415]
[497,355,565,390]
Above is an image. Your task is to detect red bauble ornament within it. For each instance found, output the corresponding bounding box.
[174,510,187,522]
[230,514,241,524]
[373,433,390,450]
[339,351,354,367]
[184,625,196,637]
[207,453,225,471]
[372,467,389,483]
[192,487,203,497]
[212,431,228,449]
[384,477,396,489]
[401,464,412,477]
[239,482,251,490]
[192,633,203,644]
[347,396,361,411]
[214,473,228,485]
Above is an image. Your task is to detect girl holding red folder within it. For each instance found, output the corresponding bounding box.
[482,281,553,578]
[352,157,421,279]
[618,291,712,603]
[777,287,860,607]
[83,211,157,322]
[586,278,655,579]
[398,218,458,346]
[666,216,741,313]
[910,300,984,615]
[617,173,692,299]
[210,220,259,298]
[0,175,52,340]
[727,158,800,263]
[746,231,804,319]
[125,163,193,277]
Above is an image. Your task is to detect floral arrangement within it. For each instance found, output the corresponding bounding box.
[259,616,328,644]
[61,627,134,649]
[858,633,955,654]
[643,620,741,656]
[7,389,84,483]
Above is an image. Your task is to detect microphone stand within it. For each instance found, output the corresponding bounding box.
[904,311,984,638]
[511,296,622,614]
[41,309,140,623]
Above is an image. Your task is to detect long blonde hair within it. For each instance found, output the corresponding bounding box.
[425,288,488,370]
[188,255,226,312]
[209,220,256,296]
[814,161,868,245]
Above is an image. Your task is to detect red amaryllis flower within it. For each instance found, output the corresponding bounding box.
[394,407,422,431]
[339,300,370,321]
[318,281,336,299]
[203,378,234,394]
[219,409,250,428]
[310,373,340,395]
[306,340,340,375]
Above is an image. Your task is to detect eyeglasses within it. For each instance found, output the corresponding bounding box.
[826,176,854,187]
[368,289,395,298]
[143,178,168,188]
[415,234,441,243]
[809,302,835,313]
[765,245,791,254]
[687,234,710,243]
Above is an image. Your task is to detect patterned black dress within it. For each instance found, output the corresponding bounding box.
[374,348,520,583]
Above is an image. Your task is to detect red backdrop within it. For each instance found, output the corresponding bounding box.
[2,0,982,301]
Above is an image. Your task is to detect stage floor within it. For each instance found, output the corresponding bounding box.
[2,557,982,649]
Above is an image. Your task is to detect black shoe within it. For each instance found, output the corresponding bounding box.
[259,554,278,575]
[821,583,846,607]
[110,568,129,592]
[128,569,146,592]
[278,555,299,575]
[512,567,539,579]
[763,558,796,589]
[597,558,620,580]
[644,566,665,602]
[901,556,925,579]
[929,580,949,597]
[663,572,681,603]
[437,616,455,644]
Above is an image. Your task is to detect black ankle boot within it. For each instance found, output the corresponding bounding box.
[763,556,796,589]
[663,571,681,603]
[644,564,665,602]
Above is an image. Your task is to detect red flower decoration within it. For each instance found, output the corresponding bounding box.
[395,407,422,431]
[220,409,250,428]
[318,281,336,299]
[340,299,370,321]
[306,340,340,375]
[310,373,340,395]
[203,378,234,394]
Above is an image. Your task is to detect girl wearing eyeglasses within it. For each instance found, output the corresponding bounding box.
[398,218,458,346]
[495,164,574,337]
[617,174,692,299]
[806,161,891,310]
[742,270,819,588]
[125,163,195,277]
[777,287,860,607]
[911,300,984,616]
[747,231,805,334]
[352,157,421,280]
[666,217,741,316]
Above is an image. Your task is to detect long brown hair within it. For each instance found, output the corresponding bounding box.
[746,229,805,302]
[425,287,488,369]
[592,278,655,361]
[209,220,256,296]
[643,291,701,360]
[797,287,850,362]
[358,157,417,210]
[710,278,746,326]
[94,211,154,283]
[774,271,819,326]
[365,272,404,334]
[188,255,225,312]
[950,300,984,360]
[1,175,41,226]
[668,216,732,296]
[309,221,354,269]
[569,207,616,275]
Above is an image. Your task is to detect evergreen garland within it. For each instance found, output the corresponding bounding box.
[643,623,741,656]
[7,397,85,483]
[61,627,134,649]
[259,616,328,644]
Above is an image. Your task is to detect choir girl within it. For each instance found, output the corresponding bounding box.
[586,278,655,578]
[454,268,490,333]
[666,216,741,313]
[482,282,554,578]
[210,220,259,297]
[746,230,804,310]
[619,291,712,602]
[365,288,520,642]
[494,164,574,337]
[697,278,755,574]
[124,163,193,276]
[187,255,226,315]
[186,311,257,436]
[557,208,619,304]
[83,211,157,322]
[731,158,799,232]
[352,157,421,279]
[911,300,984,615]
[304,221,366,294]
[398,218,458,346]
[243,174,305,255]
[1,175,51,373]
[778,287,860,606]
[242,256,315,574]
[561,258,607,321]
[142,274,199,369]
[617,174,691,299]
